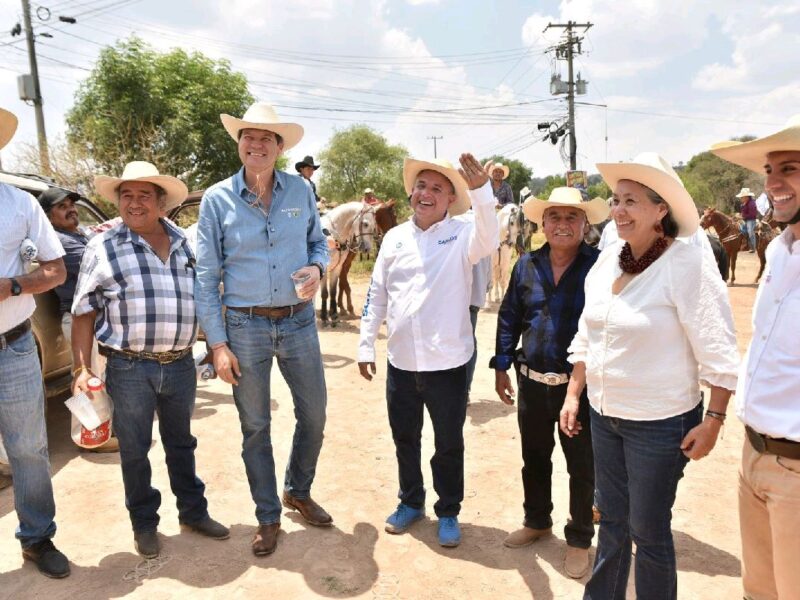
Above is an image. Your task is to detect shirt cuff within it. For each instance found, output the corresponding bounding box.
[490,354,514,371]
[358,347,376,363]
[468,181,495,207]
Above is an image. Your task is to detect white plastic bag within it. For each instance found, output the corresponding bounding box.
[66,377,113,449]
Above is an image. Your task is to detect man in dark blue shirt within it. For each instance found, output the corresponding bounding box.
[491,187,608,579]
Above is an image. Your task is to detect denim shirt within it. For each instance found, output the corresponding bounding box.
[195,168,329,346]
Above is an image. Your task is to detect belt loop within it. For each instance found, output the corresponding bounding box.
[248,307,254,318]
[0,336,6,351]
[290,304,295,318]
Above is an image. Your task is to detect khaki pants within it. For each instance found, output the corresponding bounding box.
[739,438,800,600]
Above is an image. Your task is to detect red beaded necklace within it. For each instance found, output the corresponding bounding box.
[619,236,669,274]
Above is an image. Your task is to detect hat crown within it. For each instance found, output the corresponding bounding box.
[120,161,161,179]
[629,152,684,186]
[786,114,800,128]
[241,102,282,125]
[547,186,584,204]
[303,155,315,163]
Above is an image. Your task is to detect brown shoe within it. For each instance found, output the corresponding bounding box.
[252,523,280,556]
[282,492,333,527]
[564,545,590,578]
[503,526,552,548]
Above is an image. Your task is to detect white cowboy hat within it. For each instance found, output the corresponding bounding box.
[0,107,18,152]
[94,161,188,212]
[710,115,800,173]
[596,152,699,236]
[522,187,610,226]
[491,163,510,179]
[403,157,470,217]
[519,186,532,201]
[220,102,304,150]
[735,187,755,198]
[363,188,374,194]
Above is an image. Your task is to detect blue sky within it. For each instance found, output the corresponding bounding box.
[1,0,798,183]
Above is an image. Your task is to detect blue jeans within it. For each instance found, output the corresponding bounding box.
[745,219,756,250]
[386,361,468,517]
[105,352,209,532]
[585,403,702,600]
[0,329,57,547]
[225,303,327,525]
[465,305,479,393]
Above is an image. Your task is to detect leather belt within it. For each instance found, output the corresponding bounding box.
[0,319,31,349]
[98,344,193,365]
[519,365,569,386]
[229,300,311,320]
[746,425,800,460]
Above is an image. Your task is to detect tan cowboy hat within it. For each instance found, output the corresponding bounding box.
[491,163,510,179]
[403,157,470,216]
[94,161,188,212]
[735,187,755,198]
[596,152,699,236]
[0,107,18,151]
[220,102,304,150]
[710,115,800,173]
[522,187,609,226]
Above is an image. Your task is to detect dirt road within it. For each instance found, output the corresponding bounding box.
[0,252,763,599]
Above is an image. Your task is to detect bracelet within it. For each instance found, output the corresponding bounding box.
[72,365,89,377]
[705,410,727,423]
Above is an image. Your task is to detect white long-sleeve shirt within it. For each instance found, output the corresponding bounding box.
[568,241,739,420]
[358,181,499,372]
[736,228,800,441]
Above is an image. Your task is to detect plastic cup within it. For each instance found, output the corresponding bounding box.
[291,270,312,300]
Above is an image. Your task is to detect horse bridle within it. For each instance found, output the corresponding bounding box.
[327,205,377,253]
[703,211,741,245]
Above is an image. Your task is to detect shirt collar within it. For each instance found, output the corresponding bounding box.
[115,217,186,252]
[234,167,286,201]
[410,213,452,233]
[535,241,594,261]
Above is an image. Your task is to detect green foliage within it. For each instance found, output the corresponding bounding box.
[535,174,567,199]
[587,180,611,200]
[317,125,408,204]
[66,37,254,192]
[681,150,762,211]
[481,155,534,202]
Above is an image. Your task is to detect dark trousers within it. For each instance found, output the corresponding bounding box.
[517,373,595,549]
[386,361,468,518]
[106,353,209,532]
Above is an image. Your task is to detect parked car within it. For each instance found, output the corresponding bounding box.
[1,171,110,397]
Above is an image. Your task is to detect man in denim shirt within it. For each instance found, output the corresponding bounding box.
[195,102,330,557]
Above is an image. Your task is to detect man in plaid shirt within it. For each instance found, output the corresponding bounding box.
[70,161,229,559]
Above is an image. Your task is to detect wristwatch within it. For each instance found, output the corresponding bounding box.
[310,262,325,278]
[9,278,22,296]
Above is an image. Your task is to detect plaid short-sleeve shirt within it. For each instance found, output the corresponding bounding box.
[72,218,197,352]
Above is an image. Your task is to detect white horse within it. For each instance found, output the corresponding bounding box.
[491,204,520,303]
[319,202,377,325]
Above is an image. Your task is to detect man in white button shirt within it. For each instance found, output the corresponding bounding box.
[711,115,800,600]
[0,107,70,578]
[358,154,499,548]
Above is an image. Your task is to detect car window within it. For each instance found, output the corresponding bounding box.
[76,201,105,228]
[170,201,200,229]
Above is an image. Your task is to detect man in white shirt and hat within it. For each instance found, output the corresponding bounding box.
[711,115,800,600]
[358,153,498,548]
[0,106,70,578]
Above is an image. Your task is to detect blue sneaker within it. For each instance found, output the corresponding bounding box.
[438,516,461,547]
[385,503,425,534]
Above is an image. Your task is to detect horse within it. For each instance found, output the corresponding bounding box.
[319,202,377,325]
[491,204,520,302]
[336,200,398,316]
[514,206,535,256]
[699,208,774,285]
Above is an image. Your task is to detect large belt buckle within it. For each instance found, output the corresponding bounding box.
[156,351,176,365]
[542,372,563,386]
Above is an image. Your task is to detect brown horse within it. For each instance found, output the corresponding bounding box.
[336,200,398,315]
[699,208,774,285]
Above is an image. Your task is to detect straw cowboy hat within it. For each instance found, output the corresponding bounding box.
[522,187,609,226]
[519,186,532,201]
[735,187,755,199]
[295,155,320,172]
[403,157,471,217]
[710,115,800,173]
[491,163,510,179]
[0,107,18,151]
[363,188,374,195]
[94,161,188,212]
[596,152,699,236]
[220,102,304,151]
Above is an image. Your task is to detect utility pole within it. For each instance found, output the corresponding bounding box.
[21,0,50,174]
[544,21,592,170]
[427,136,443,159]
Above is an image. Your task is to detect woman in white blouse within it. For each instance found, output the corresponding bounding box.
[559,153,739,600]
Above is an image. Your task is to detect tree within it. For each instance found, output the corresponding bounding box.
[66,37,254,192]
[317,125,408,205]
[681,149,762,212]
[481,155,533,202]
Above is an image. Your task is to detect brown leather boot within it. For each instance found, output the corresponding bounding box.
[503,526,553,548]
[252,523,280,556]
[282,492,333,527]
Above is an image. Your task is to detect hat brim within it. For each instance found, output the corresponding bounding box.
[710,127,800,173]
[94,174,188,212]
[596,162,699,236]
[492,165,510,179]
[220,114,304,151]
[0,109,19,152]
[403,158,471,217]
[522,196,610,226]
[295,161,320,172]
